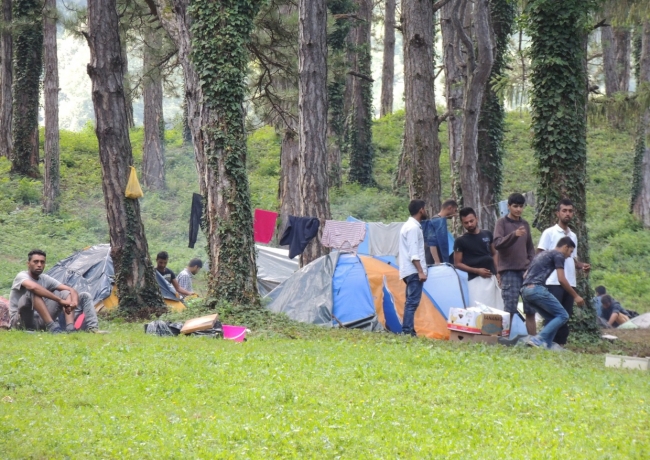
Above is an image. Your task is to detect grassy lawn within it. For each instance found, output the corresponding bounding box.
[1,326,649,458]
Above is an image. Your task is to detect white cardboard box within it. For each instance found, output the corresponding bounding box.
[447,307,511,337]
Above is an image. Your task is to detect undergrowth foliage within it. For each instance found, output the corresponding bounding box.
[527,0,600,341]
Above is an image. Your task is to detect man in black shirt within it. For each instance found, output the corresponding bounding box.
[156,251,193,298]
[520,237,585,349]
[453,207,497,281]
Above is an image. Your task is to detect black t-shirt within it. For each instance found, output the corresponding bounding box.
[523,250,565,286]
[158,267,176,284]
[453,230,495,280]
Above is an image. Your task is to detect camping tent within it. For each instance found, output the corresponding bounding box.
[46,244,185,312]
[265,253,451,339]
[631,312,650,329]
[256,244,298,296]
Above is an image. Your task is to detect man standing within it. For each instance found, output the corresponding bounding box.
[9,249,102,333]
[521,237,585,349]
[176,258,203,298]
[423,199,458,265]
[537,199,590,345]
[398,200,428,336]
[156,251,193,298]
[494,193,536,334]
[453,207,498,281]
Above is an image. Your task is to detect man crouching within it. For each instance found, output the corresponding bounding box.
[9,249,102,334]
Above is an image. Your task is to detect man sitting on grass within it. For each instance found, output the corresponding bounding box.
[599,295,630,328]
[9,249,103,334]
[520,237,585,350]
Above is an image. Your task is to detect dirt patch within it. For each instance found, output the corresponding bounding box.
[568,329,650,356]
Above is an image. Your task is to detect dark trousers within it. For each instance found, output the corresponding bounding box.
[545,284,574,345]
[402,273,424,336]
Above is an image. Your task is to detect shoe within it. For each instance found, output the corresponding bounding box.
[525,336,545,348]
[49,325,65,334]
[87,328,109,334]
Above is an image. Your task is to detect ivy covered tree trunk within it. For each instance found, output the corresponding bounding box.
[528,0,600,341]
[182,95,191,145]
[632,20,650,228]
[0,0,12,159]
[43,0,59,213]
[10,0,42,177]
[155,0,260,303]
[86,0,165,317]
[398,0,442,215]
[380,0,395,118]
[476,0,514,231]
[142,25,165,191]
[345,0,374,186]
[299,0,330,265]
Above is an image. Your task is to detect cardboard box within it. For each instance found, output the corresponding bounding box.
[605,355,649,370]
[449,330,498,345]
[447,308,510,337]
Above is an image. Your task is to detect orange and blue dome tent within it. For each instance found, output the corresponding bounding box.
[265,252,455,339]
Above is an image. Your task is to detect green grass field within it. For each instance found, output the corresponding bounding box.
[1,326,649,458]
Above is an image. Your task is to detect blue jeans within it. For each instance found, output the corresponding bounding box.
[521,285,569,347]
[402,273,424,336]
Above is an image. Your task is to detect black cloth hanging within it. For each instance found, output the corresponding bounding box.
[189,193,203,248]
[279,216,320,259]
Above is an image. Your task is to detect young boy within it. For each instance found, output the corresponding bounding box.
[493,193,536,334]
[520,237,585,349]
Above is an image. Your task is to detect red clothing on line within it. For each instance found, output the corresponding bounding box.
[254,209,278,244]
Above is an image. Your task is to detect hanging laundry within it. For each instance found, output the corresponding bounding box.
[321,220,367,252]
[367,222,403,256]
[422,217,451,264]
[254,209,278,244]
[279,216,321,259]
[498,200,509,217]
[346,216,370,254]
[189,193,203,249]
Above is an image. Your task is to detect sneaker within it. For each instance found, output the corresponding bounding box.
[87,328,109,334]
[49,325,65,334]
[525,336,545,348]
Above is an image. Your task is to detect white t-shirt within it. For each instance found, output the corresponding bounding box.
[398,217,427,280]
[537,224,578,286]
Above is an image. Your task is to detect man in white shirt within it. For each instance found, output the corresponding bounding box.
[398,200,428,336]
[537,198,590,345]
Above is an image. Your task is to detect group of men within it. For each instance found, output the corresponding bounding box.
[399,195,591,350]
[8,249,203,334]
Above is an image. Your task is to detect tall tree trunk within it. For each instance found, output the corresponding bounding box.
[602,25,619,96]
[181,94,191,145]
[441,0,464,206]
[10,0,42,177]
[299,0,330,265]
[399,0,442,216]
[0,0,12,159]
[142,25,165,190]
[345,0,374,186]
[279,123,300,217]
[380,0,395,118]
[86,0,165,317]
[458,0,493,221]
[120,32,134,129]
[477,0,514,232]
[43,0,59,213]
[155,0,260,303]
[614,27,631,93]
[632,20,650,227]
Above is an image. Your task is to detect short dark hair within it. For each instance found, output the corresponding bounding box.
[156,251,169,260]
[459,207,476,219]
[188,258,203,268]
[556,198,574,211]
[28,249,46,261]
[441,199,458,210]
[595,285,606,295]
[508,193,526,206]
[555,236,576,249]
[601,294,612,307]
[408,200,426,216]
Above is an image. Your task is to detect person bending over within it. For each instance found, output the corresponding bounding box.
[156,251,193,298]
[9,249,102,333]
[520,237,585,349]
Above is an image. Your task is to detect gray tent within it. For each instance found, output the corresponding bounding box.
[631,312,650,329]
[256,244,299,296]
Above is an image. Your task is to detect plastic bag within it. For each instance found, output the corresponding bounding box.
[125,166,144,199]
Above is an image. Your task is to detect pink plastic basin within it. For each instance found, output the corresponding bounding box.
[223,324,247,342]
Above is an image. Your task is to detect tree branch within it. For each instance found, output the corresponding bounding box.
[453,0,475,73]
[432,0,454,14]
[347,70,374,82]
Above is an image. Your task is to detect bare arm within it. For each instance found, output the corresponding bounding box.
[21,279,72,306]
[412,260,427,281]
[429,246,441,264]
[454,251,492,278]
[172,279,193,297]
[556,268,584,306]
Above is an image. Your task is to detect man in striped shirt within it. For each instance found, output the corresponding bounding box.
[176,259,203,298]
